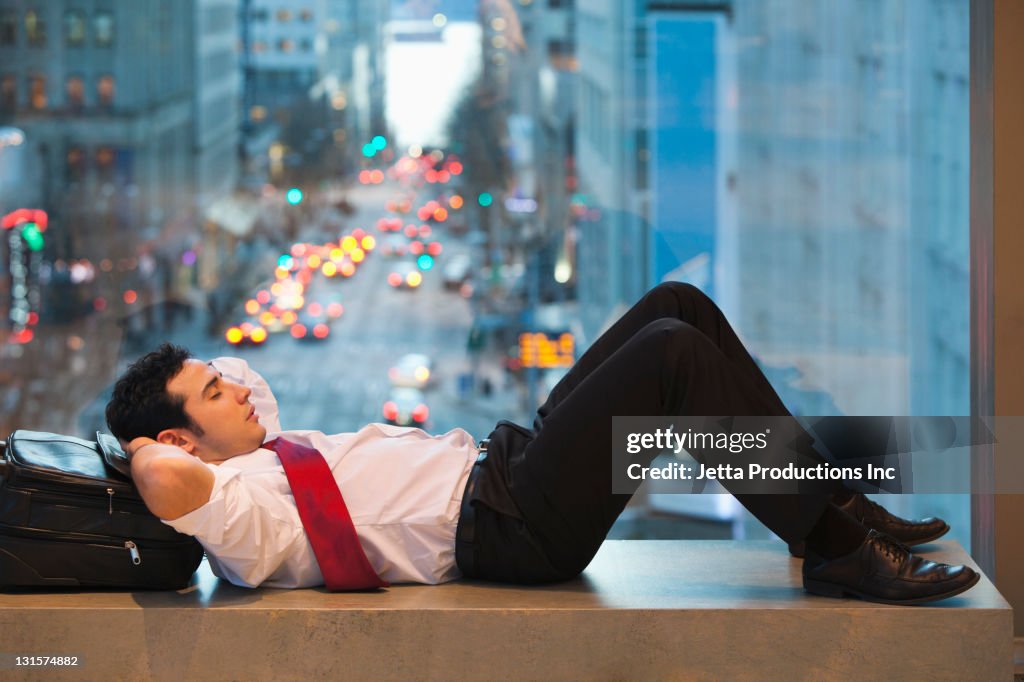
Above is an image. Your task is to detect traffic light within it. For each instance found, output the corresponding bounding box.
[362,135,388,158]
[286,188,303,205]
[21,223,44,251]
[478,192,493,207]
[416,254,434,270]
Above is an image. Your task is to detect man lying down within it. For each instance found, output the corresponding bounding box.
[105,284,977,604]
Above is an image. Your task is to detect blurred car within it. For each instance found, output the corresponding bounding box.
[290,307,331,341]
[255,309,289,334]
[408,239,442,257]
[376,217,402,232]
[388,353,434,388]
[382,387,430,427]
[380,234,409,258]
[387,261,424,289]
[442,254,473,290]
[225,321,268,347]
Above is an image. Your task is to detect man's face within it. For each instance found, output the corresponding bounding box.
[164,359,267,463]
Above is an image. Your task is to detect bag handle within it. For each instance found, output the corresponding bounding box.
[96,432,131,479]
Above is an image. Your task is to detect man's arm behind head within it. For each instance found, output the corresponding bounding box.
[128,440,214,521]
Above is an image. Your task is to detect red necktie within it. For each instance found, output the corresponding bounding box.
[263,437,388,590]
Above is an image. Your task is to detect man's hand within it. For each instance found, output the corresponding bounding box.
[129,441,214,521]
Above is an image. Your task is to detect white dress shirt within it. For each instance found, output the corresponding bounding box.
[162,357,480,589]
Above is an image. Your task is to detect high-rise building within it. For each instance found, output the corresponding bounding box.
[0,0,239,285]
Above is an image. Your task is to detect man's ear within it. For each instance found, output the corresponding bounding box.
[156,428,196,454]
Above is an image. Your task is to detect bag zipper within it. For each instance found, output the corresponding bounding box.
[0,522,197,550]
[3,459,134,496]
[125,540,141,565]
[19,488,149,513]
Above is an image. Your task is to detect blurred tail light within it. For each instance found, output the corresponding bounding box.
[383,401,399,421]
[412,404,429,423]
[313,323,329,339]
[290,324,307,338]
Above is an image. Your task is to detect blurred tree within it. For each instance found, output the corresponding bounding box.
[446,79,512,221]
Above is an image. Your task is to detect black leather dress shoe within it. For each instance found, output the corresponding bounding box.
[789,493,950,558]
[802,530,980,605]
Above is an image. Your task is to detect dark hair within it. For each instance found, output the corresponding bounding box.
[105,343,204,443]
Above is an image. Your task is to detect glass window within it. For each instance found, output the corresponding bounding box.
[94,11,114,47]
[0,10,16,46]
[28,74,45,109]
[0,0,974,557]
[0,74,15,111]
[66,75,85,109]
[97,75,114,107]
[66,146,86,182]
[65,9,86,47]
[25,9,46,47]
[95,146,115,181]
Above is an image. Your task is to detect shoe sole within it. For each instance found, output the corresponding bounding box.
[803,570,981,605]
[789,522,952,559]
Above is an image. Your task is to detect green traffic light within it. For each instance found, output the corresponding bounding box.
[362,143,376,157]
[21,223,44,251]
[286,188,303,205]
[371,135,387,150]
[416,254,434,270]
[478,192,493,207]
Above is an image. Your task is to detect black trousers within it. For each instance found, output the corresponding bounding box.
[464,282,843,584]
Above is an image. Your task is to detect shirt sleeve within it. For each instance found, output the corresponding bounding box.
[162,464,309,588]
[210,356,282,432]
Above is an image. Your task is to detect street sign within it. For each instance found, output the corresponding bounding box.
[518,331,574,368]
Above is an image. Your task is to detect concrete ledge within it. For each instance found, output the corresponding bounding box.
[0,540,1012,680]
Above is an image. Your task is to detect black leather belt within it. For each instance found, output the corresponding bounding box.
[455,438,489,578]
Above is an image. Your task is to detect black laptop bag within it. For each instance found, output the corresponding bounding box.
[0,430,204,589]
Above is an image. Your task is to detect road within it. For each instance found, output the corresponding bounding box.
[76,181,529,441]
